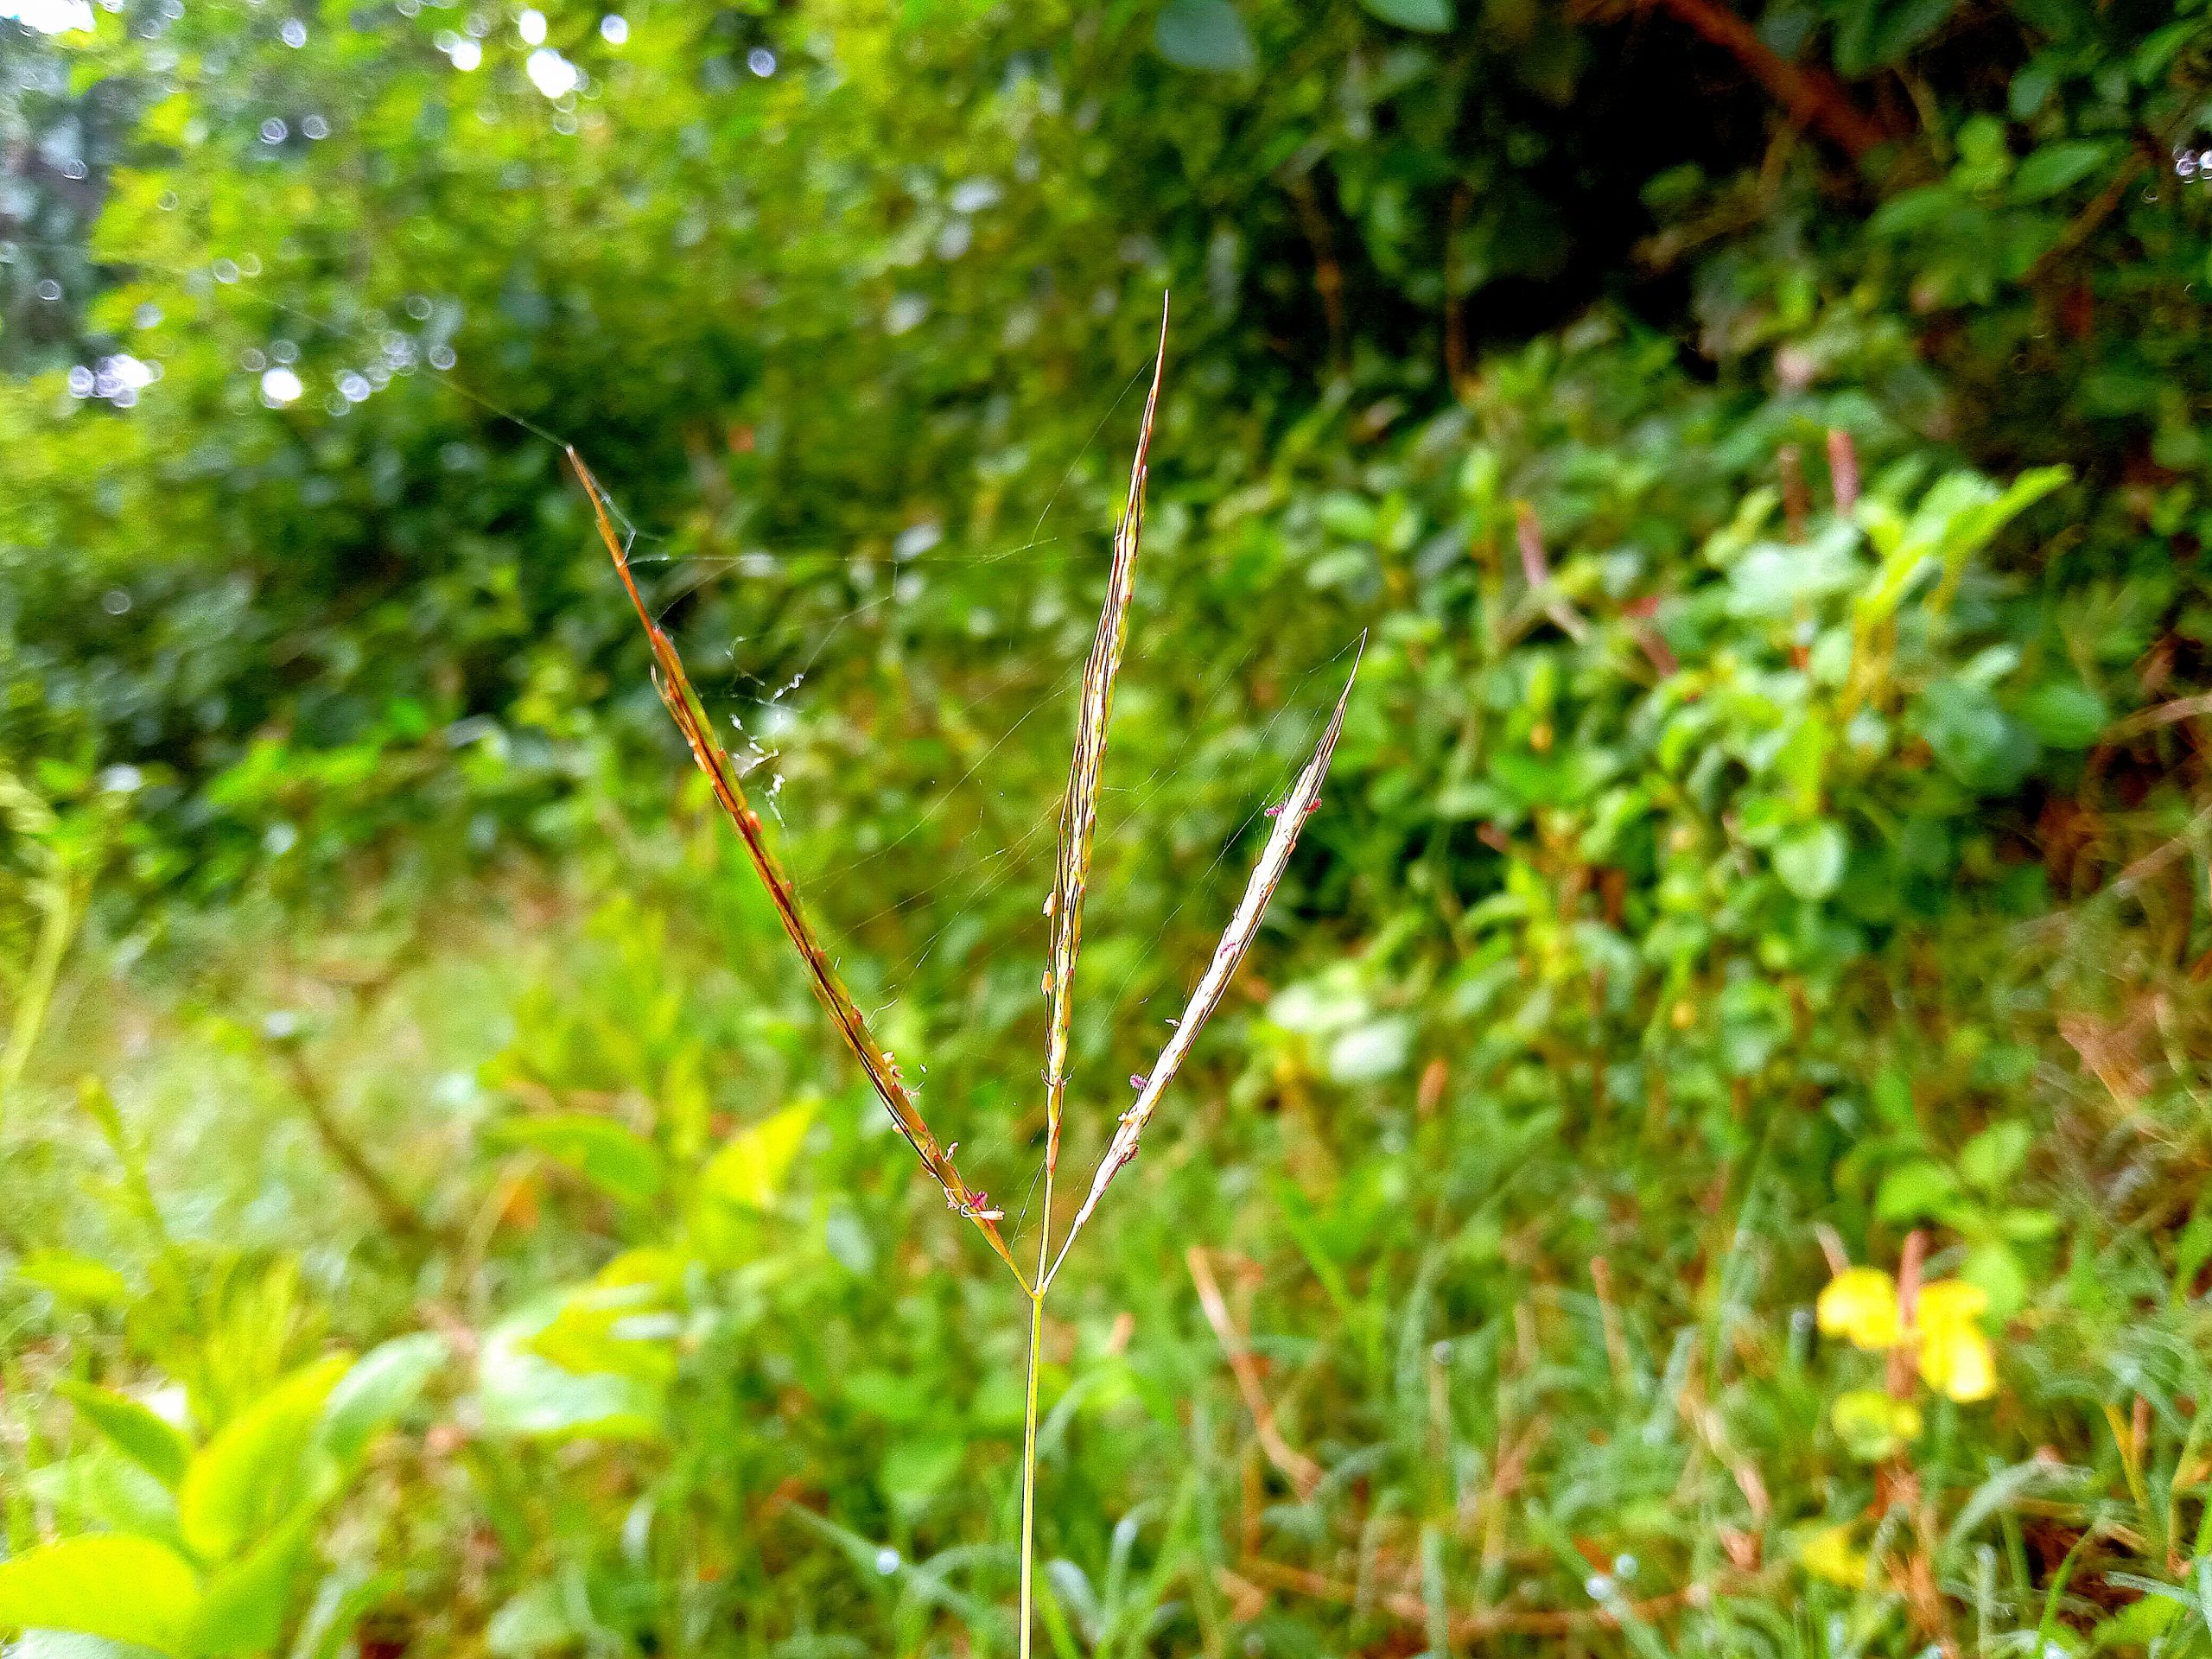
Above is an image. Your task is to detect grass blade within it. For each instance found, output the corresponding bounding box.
[1046,643,1361,1287]
[1040,295,1171,1186]
[569,448,1022,1286]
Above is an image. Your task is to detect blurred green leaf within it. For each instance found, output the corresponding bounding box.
[315,1332,448,1466]
[2012,141,2113,203]
[0,1537,200,1655]
[493,1115,664,1206]
[1960,1120,2032,1192]
[697,1103,813,1211]
[477,1300,663,1441]
[1357,0,1453,31]
[184,1512,314,1657]
[1878,1160,1961,1224]
[1774,822,1847,900]
[16,1249,130,1306]
[2018,682,2107,748]
[177,1356,349,1562]
[1832,1389,1922,1460]
[24,1452,183,1545]
[57,1381,192,1488]
[1154,0,1255,70]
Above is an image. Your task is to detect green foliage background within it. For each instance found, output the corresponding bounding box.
[6,0,2212,1652]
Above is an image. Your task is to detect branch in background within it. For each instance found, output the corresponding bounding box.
[1187,1248,1322,1499]
[1284,170,1347,372]
[1827,427,1861,514]
[1779,443,1810,542]
[1236,1554,1718,1640]
[1636,0,1891,162]
[1514,505,1592,644]
[274,1043,451,1250]
[1443,184,1472,394]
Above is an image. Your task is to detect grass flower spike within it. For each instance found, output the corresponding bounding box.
[580,296,1358,1656]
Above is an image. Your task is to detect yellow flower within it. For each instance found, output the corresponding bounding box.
[1799,1523,1868,1587]
[1913,1278,1995,1402]
[1913,1278,1986,1330]
[1818,1267,1904,1350]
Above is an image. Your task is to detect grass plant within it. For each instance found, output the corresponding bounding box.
[571,297,1359,1655]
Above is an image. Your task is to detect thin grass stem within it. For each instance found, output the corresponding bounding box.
[1018,1283,1046,1659]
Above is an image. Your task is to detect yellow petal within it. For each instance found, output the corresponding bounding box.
[1913,1278,1987,1332]
[1818,1268,1904,1350]
[1917,1321,1996,1402]
[1799,1524,1867,1587]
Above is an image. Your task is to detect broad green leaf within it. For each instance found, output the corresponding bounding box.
[287,1565,401,1659]
[698,1103,813,1211]
[1960,1120,2032,1192]
[178,1355,350,1562]
[879,1434,965,1510]
[1872,1066,1916,1128]
[24,1451,182,1544]
[1774,822,1847,900]
[1961,1240,2029,1322]
[523,1287,677,1384]
[493,1114,663,1205]
[476,1298,663,1440]
[316,1332,448,1466]
[2012,141,2111,203]
[595,1248,683,1289]
[1877,1159,1961,1224]
[1916,681,2038,794]
[2092,1594,2178,1650]
[1358,0,1452,30]
[57,1382,193,1488]
[1997,1206,2060,1242]
[2018,682,2107,748]
[1153,0,1253,72]
[842,1366,934,1425]
[1325,1016,1413,1084]
[1831,1389,1923,1461]
[16,1250,130,1307]
[183,1511,313,1656]
[486,1580,579,1657]
[0,1536,200,1655]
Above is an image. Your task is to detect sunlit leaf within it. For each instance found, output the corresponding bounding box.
[1877,1160,1961,1224]
[476,1298,663,1441]
[697,1103,813,1211]
[1773,822,1846,900]
[1831,1389,1923,1460]
[492,1114,663,1206]
[183,1510,314,1656]
[316,1332,448,1466]
[57,1381,192,1488]
[16,1249,130,1306]
[0,1536,200,1655]
[24,1451,181,1544]
[177,1355,350,1562]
